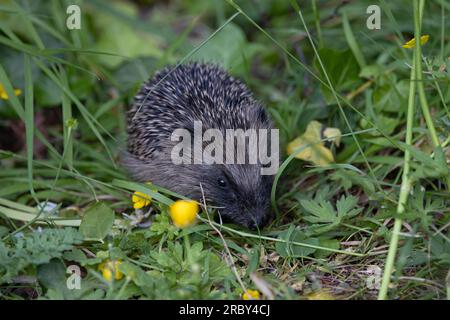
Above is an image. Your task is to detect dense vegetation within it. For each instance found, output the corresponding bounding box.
[0,0,449,300]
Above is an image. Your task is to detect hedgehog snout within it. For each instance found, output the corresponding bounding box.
[247,209,271,230]
[220,206,271,229]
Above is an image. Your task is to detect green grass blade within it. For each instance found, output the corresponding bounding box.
[24,53,38,204]
[342,10,366,68]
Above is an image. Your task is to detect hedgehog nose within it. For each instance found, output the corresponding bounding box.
[248,214,267,230]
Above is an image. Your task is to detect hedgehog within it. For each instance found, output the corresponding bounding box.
[124,62,277,229]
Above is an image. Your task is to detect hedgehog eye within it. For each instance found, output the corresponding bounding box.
[217,178,227,188]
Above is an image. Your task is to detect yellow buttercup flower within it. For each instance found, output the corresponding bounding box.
[242,289,260,300]
[0,83,21,100]
[131,182,154,209]
[132,191,151,209]
[98,260,123,281]
[402,35,429,48]
[169,200,198,228]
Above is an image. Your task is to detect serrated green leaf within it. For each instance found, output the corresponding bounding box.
[0,228,83,283]
[336,195,363,218]
[301,195,363,234]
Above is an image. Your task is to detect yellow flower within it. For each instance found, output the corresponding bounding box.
[132,191,152,209]
[98,260,123,281]
[0,83,21,100]
[242,289,260,300]
[402,35,429,48]
[131,182,154,209]
[169,200,198,228]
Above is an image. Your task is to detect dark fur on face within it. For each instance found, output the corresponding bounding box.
[124,62,275,229]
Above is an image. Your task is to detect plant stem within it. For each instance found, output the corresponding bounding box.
[413,2,439,147]
[412,0,450,189]
[183,233,192,265]
[378,3,421,298]
[198,216,364,257]
[377,70,415,300]
[114,277,131,300]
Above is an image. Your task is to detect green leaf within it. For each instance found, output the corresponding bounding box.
[301,199,337,224]
[148,213,179,240]
[37,259,73,299]
[91,1,163,68]
[314,48,359,103]
[330,169,375,194]
[429,235,450,266]
[193,23,260,71]
[359,64,382,79]
[276,227,319,258]
[63,248,102,266]
[35,76,62,106]
[373,77,409,113]
[79,202,115,241]
[314,238,340,258]
[0,226,9,238]
[119,261,155,287]
[397,144,449,181]
[342,10,366,68]
[113,57,157,92]
[336,195,363,218]
[300,195,363,234]
[0,228,83,283]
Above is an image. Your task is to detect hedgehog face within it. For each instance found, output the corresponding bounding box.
[202,164,274,229]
